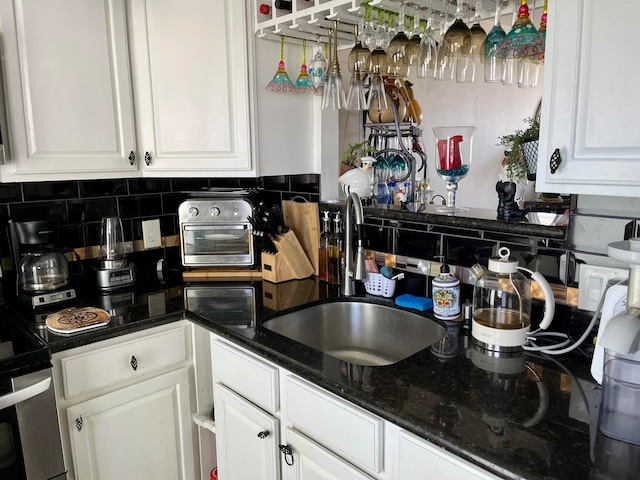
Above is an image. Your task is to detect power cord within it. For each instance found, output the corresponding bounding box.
[522,278,627,355]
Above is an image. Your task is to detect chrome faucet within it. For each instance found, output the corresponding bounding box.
[343,192,367,296]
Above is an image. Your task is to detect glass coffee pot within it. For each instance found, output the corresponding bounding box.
[471,247,555,351]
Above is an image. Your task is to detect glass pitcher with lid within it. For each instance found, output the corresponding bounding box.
[471,247,555,351]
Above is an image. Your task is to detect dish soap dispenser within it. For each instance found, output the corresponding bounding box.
[432,263,461,320]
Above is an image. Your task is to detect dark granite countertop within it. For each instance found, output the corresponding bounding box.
[11,276,638,480]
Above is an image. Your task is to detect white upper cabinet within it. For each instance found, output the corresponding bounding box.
[128,0,254,177]
[0,0,137,181]
[536,0,640,196]
[0,0,253,182]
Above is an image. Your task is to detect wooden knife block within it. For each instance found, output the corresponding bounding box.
[261,230,314,283]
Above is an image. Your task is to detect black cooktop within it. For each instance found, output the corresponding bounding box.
[0,306,50,381]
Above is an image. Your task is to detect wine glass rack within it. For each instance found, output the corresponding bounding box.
[252,0,517,46]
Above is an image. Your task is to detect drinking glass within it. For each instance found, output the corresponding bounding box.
[361,5,377,51]
[457,0,486,83]
[432,126,477,213]
[294,39,313,93]
[321,22,346,110]
[387,2,411,78]
[308,35,328,92]
[484,0,506,82]
[347,25,370,111]
[265,35,296,92]
[407,4,422,67]
[417,1,438,78]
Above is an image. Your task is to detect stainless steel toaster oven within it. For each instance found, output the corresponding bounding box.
[179,198,255,267]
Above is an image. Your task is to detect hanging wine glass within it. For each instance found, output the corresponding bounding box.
[434,1,455,81]
[457,0,486,83]
[441,0,472,82]
[387,1,411,78]
[495,0,544,88]
[308,35,328,93]
[265,35,296,93]
[417,1,438,78]
[484,0,506,82]
[374,8,391,53]
[432,126,477,213]
[361,4,377,51]
[347,25,369,111]
[321,21,346,110]
[295,39,313,93]
[469,0,487,59]
[407,4,422,67]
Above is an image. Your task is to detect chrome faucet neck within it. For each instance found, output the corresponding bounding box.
[342,192,367,296]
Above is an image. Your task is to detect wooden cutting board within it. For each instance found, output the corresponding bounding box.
[182,268,263,281]
[282,200,319,276]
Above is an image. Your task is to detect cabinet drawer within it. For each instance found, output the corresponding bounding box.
[398,429,500,480]
[284,375,383,475]
[211,337,279,414]
[60,323,189,399]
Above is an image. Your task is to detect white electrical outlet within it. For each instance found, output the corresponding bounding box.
[142,219,162,249]
[577,264,628,311]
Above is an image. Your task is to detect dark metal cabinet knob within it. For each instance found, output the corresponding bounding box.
[128,151,135,165]
[75,415,83,431]
[257,431,270,439]
[279,444,294,466]
[550,148,562,174]
[144,151,152,166]
[130,355,138,371]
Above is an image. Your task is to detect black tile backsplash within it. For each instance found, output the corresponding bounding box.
[22,181,78,200]
[0,175,320,257]
[78,179,128,198]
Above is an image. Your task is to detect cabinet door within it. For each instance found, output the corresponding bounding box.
[282,428,375,480]
[536,0,640,196]
[214,382,280,480]
[66,367,196,480]
[397,429,499,480]
[0,0,138,182]
[128,0,254,177]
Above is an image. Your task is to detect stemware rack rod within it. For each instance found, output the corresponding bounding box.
[254,0,519,46]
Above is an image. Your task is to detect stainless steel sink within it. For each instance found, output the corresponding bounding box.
[261,300,446,366]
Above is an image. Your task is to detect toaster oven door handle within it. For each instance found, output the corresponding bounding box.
[182,224,248,231]
[0,376,51,410]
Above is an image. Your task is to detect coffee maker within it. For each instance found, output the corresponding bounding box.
[8,219,77,309]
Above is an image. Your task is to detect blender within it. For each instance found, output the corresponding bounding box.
[95,217,136,290]
[8,219,77,309]
[593,237,640,445]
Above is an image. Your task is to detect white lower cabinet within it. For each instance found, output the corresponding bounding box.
[395,427,500,480]
[66,368,194,480]
[210,334,500,480]
[282,428,375,480]
[53,321,199,480]
[213,382,280,480]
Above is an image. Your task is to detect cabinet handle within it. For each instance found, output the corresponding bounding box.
[128,151,135,165]
[550,148,562,174]
[75,415,83,432]
[279,444,294,466]
[257,431,270,439]
[144,151,152,166]
[130,355,138,371]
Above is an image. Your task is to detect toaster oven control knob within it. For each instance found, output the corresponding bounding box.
[188,207,199,217]
[210,206,221,217]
